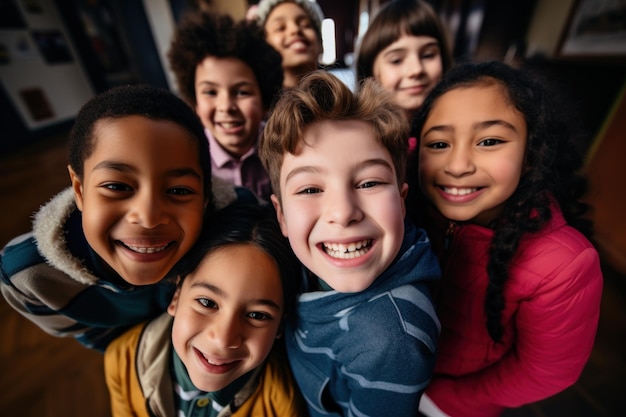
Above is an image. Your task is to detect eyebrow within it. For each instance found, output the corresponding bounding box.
[197,80,256,89]
[190,282,281,310]
[93,161,202,180]
[422,119,518,137]
[284,158,394,184]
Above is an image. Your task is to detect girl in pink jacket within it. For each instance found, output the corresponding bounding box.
[407,60,603,417]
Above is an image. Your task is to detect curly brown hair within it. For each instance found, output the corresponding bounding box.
[168,11,283,110]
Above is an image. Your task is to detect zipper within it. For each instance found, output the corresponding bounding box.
[444,221,457,251]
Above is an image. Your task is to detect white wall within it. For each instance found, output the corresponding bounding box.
[141,0,177,92]
[0,1,94,130]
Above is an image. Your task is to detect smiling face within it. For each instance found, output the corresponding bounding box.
[68,115,206,285]
[418,83,527,226]
[263,2,321,87]
[373,34,444,115]
[194,56,264,158]
[168,244,283,392]
[272,120,407,292]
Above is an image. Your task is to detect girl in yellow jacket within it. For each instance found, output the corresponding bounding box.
[105,204,306,417]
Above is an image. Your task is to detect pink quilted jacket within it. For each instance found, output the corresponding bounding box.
[426,205,603,417]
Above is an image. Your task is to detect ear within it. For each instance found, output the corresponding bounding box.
[400,182,409,218]
[167,284,182,317]
[271,194,289,237]
[67,165,85,212]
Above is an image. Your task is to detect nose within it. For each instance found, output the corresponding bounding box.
[444,146,475,177]
[324,189,363,227]
[127,189,169,228]
[209,312,242,349]
[216,92,236,113]
[286,21,302,36]
[407,54,424,78]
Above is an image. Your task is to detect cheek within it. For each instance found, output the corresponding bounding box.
[243,102,264,124]
[376,70,399,91]
[426,60,444,82]
[494,159,524,196]
[417,155,435,182]
[265,33,281,50]
[82,203,111,239]
[372,58,383,81]
[170,318,186,352]
[180,211,204,245]
[195,100,213,116]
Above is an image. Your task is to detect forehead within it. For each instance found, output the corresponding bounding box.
[426,83,525,129]
[281,119,395,175]
[267,2,308,22]
[89,115,199,162]
[184,244,283,297]
[196,56,258,85]
[299,119,379,149]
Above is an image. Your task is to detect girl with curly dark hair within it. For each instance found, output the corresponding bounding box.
[407,60,603,417]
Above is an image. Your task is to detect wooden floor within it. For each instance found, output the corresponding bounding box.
[0,131,110,416]
[0,130,625,416]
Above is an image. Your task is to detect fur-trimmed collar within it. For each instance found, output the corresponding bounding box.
[33,187,98,286]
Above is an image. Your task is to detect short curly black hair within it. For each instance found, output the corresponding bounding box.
[68,84,212,202]
[168,11,284,110]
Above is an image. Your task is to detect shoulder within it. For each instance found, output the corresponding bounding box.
[2,187,78,278]
[105,321,147,364]
[510,220,602,299]
[517,220,598,271]
[1,233,44,280]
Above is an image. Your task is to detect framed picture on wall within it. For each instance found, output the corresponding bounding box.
[30,30,73,64]
[558,0,626,58]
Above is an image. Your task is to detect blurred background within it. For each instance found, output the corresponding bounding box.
[0,0,625,416]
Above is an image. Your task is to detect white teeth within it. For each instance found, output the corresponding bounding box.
[290,41,306,49]
[323,240,371,259]
[444,187,477,196]
[126,244,168,254]
[203,354,228,366]
[220,122,240,129]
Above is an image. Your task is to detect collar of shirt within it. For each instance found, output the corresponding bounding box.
[205,128,258,169]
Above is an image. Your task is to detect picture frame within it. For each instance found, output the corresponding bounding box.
[558,0,626,59]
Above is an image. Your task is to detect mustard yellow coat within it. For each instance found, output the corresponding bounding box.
[104,314,308,417]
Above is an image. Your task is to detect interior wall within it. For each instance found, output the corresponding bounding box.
[585,84,626,274]
[525,0,575,56]
[0,1,94,131]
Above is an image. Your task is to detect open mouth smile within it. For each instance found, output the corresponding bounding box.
[217,121,243,129]
[442,186,479,196]
[322,239,372,259]
[197,349,241,373]
[121,242,171,254]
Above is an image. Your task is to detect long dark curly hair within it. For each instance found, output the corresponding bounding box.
[407,60,593,342]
